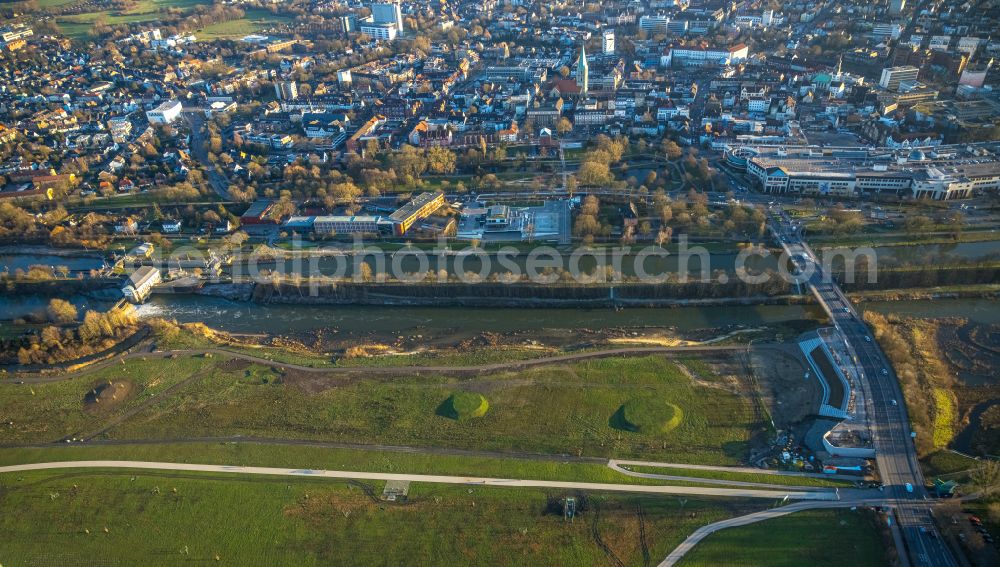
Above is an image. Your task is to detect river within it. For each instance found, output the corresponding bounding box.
[133,295,827,337]
[0,254,105,273]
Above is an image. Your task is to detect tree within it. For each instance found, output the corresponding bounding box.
[565,174,578,196]
[662,139,682,160]
[971,460,1000,497]
[556,117,573,136]
[577,160,612,186]
[41,326,63,349]
[203,210,222,226]
[426,147,457,174]
[46,299,78,324]
[944,211,965,239]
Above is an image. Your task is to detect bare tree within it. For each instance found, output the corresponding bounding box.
[970,460,1000,496]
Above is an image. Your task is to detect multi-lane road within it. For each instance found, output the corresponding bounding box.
[770,207,956,567]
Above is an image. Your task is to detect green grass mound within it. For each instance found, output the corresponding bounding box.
[438,392,489,421]
[613,399,683,434]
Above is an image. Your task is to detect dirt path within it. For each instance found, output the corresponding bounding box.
[11,344,757,384]
[72,364,217,442]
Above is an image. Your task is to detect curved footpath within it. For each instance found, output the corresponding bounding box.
[610,459,837,480]
[11,344,751,384]
[657,500,882,567]
[608,461,833,491]
[0,460,841,501]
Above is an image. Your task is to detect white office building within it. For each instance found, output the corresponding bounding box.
[371,2,403,32]
[639,15,670,35]
[360,22,398,41]
[879,66,919,91]
[602,29,615,54]
[275,80,298,100]
[666,44,749,67]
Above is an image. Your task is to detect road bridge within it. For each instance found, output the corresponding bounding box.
[768,206,956,567]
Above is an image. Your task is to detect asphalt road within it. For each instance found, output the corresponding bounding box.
[770,207,956,567]
[0,460,841,501]
[183,111,230,201]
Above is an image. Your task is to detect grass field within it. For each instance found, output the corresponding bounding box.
[51,1,283,41]
[55,0,203,39]
[921,450,979,481]
[90,354,753,463]
[195,9,294,41]
[4,353,758,464]
[678,508,889,567]
[1,356,210,444]
[622,465,854,488]
[0,442,679,486]
[0,469,765,567]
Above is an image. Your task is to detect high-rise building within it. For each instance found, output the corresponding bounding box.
[602,29,615,54]
[879,66,920,91]
[371,2,403,33]
[889,0,905,15]
[275,81,298,100]
[339,14,356,33]
[577,43,589,96]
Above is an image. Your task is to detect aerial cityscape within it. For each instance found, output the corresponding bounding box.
[1,0,1000,565]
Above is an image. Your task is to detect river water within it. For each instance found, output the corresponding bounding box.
[133,295,827,337]
[0,254,105,273]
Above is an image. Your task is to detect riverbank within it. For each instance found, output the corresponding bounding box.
[850,284,1000,303]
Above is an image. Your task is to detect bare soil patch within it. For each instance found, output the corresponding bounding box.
[83,379,135,413]
[751,345,820,429]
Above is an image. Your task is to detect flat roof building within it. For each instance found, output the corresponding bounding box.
[879,66,920,92]
[744,146,1000,201]
[388,192,445,235]
[146,100,182,125]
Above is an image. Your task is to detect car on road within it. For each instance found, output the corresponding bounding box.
[881,368,889,376]
[905,483,914,493]
[842,307,850,313]
[865,336,872,342]
[890,399,898,406]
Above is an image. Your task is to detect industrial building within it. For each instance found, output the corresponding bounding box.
[313,215,393,236]
[122,266,161,303]
[240,199,278,224]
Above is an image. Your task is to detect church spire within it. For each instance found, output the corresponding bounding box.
[577,42,589,97]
